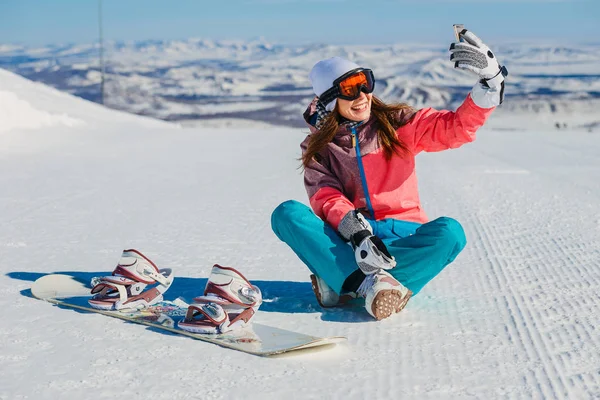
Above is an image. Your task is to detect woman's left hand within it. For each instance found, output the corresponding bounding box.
[449,29,508,89]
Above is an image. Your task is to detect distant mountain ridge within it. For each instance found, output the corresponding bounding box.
[1,38,599,130]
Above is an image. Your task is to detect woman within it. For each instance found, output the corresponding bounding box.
[271,29,507,321]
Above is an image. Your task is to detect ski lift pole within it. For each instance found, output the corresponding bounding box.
[98,0,105,105]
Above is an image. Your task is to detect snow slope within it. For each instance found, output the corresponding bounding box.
[1,70,599,400]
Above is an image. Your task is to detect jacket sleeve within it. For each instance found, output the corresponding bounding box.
[404,93,495,153]
[302,139,354,230]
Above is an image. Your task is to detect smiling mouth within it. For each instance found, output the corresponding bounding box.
[351,103,368,111]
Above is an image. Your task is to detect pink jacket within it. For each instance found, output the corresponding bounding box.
[302,94,494,230]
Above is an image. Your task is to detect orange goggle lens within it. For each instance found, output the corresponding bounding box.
[339,72,370,98]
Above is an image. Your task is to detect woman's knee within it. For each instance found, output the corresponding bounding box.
[431,217,467,252]
[271,200,310,236]
[271,200,305,222]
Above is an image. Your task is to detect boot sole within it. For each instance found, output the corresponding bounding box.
[371,289,413,321]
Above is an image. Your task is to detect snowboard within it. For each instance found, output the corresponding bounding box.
[31,274,346,357]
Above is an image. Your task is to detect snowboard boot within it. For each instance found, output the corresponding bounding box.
[356,270,412,320]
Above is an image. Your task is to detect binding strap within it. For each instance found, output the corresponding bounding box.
[185,302,229,330]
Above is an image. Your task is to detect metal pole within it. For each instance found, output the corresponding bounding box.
[98,0,105,105]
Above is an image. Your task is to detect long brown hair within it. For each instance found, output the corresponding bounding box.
[301,96,415,168]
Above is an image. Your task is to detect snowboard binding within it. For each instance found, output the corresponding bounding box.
[178,264,262,334]
[88,249,174,311]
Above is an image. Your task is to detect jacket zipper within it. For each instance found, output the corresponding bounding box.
[351,127,375,218]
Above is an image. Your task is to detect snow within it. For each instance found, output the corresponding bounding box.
[0,90,83,133]
[1,70,599,399]
[0,69,173,131]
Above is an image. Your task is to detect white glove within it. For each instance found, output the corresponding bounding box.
[338,210,396,275]
[449,28,508,106]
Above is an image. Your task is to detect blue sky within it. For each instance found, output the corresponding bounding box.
[1,0,598,46]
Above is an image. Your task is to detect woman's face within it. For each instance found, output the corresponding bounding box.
[337,92,373,122]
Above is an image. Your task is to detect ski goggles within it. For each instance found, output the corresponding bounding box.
[318,68,375,106]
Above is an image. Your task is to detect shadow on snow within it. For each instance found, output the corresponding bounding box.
[7,270,368,323]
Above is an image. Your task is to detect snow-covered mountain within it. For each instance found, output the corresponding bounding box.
[2,38,599,130]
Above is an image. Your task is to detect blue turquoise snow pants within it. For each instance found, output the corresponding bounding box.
[271,200,467,295]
